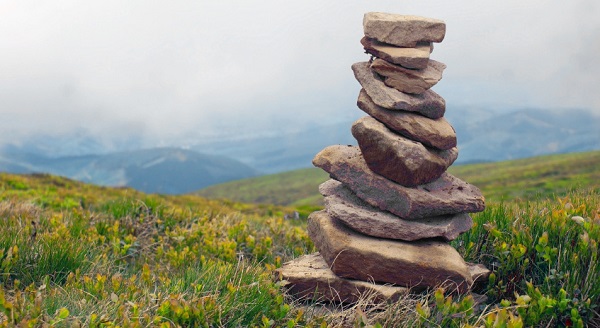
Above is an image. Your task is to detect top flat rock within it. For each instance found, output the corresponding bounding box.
[313,145,485,220]
[363,12,446,47]
[352,61,445,119]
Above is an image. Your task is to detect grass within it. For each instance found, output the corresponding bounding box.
[0,170,599,326]
[196,150,600,207]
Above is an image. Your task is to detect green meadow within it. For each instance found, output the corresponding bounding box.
[0,150,599,326]
[197,150,600,207]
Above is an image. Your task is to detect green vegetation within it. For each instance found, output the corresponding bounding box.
[1,162,600,326]
[196,167,329,209]
[197,150,600,207]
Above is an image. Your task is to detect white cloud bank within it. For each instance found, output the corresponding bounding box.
[0,0,598,147]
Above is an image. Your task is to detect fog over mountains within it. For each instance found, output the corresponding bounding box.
[1,106,598,194]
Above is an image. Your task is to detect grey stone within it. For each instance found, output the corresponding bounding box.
[468,263,491,284]
[275,253,408,304]
[357,89,456,150]
[352,62,445,119]
[371,58,446,94]
[363,12,446,47]
[308,210,473,294]
[361,37,431,69]
[312,145,485,219]
[320,179,472,241]
[352,116,458,186]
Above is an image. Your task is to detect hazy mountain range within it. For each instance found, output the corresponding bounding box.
[0,147,259,194]
[1,107,598,194]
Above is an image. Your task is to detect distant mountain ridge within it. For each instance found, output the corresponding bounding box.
[193,107,600,173]
[1,107,598,194]
[0,147,259,194]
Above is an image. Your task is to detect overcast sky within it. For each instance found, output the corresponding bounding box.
[1,0,599,149]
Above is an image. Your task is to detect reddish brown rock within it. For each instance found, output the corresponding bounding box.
[275,253,408,304]
[312,145,485,219]
[352,116,458,186]
[371,58,446,94]
[361,37,432,69]
[357,89,456,150]
[363,12,446,47]
[320,179,472,241]
[308,210,473,293]
[352,62,445,119]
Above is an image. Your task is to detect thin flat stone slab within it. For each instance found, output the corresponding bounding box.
[352,116,458,186]
[320,179,472,241]
[361,37,431,69]
[363,12,446,47]
[313,145,485,219]
[308,210,473,294]
[357,89,456,150]
[275,253,408,304]
[371,58,446,94]
[352,61,445,119]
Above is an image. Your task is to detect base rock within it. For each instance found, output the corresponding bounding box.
[275,253,408,304]
[308,210,473,294]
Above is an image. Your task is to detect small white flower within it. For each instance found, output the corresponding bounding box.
[571,216,585,225]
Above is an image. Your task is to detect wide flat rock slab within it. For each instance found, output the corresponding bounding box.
[308,210,473,294]
[371,58,446,94]
[313,145,485,219]
[361,37,431,69]
[352,116,458,186]
[275,253,408,304]
[357,89,456,150]
[320,179,472,241]
[363,12,446,47]
[352,61,445,119]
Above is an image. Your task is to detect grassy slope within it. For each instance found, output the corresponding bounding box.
[196,150,600,206]
[1,172,599,326]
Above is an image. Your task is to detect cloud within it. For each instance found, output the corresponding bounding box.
[0,0,598,149]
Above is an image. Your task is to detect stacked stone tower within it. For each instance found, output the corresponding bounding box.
[277,12,489,303]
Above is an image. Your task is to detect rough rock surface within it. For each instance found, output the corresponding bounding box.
[308,210,473,293]
[352,116,458,186]
[361,37,431,69]
[352,62,445,119]
[320,179,472,241]
[363,12,446,47]
[275,253,408,303]
[371,58,446,94]
[312,145,485,219]
[357,89,456,150]
[468,263,492,284]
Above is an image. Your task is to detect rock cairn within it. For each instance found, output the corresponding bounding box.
[276,12,490,303]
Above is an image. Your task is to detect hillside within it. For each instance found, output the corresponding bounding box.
[196,150,600,206]
[1,170,599,326]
